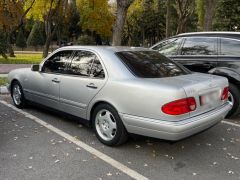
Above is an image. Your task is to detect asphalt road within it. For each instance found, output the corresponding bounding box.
[1,95,240,180]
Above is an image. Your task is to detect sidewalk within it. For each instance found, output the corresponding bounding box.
[0,64,31,74]
[0,86,8,94]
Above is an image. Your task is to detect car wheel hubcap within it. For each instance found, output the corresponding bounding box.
[95,109,117,141]
[13,84,22,105]
[228,91,234,106]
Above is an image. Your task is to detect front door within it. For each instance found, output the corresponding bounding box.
[59,50,107,119]
[26,50,73,109]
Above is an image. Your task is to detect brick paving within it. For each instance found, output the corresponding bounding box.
[0,64,31,74]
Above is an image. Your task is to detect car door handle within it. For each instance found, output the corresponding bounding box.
[86,83,98,89]
[52,78,60,83]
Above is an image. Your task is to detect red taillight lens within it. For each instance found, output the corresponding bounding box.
[221,87,229,100]
[162,97,196,115]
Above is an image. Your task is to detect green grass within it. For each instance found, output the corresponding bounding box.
[0,77,8,86]
[0,54,43,64]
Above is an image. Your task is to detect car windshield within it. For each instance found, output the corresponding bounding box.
[116,51,190,78]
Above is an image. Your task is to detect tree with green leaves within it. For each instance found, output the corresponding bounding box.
[124,0,168,46]
[26,0,69,57]
[16,28,27,51]
[0,32,8,58]
[0,0,35,58]
[27,22,45,50]
[76,0,114,42]
[213,0,240,31]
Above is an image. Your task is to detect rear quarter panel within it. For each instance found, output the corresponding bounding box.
[87,78,189,122]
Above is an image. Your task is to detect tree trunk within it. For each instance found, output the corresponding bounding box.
[43,36,51,58]
[142,28,145,47]
[166,0,170,38]
[112,0,133,46]
[8,44,15,57]
[203,0,216,31]
[7,33,15,57]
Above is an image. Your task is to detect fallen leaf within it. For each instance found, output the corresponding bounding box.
[135,145,141,149]
[13,137,18,140]
[107,172,112,176]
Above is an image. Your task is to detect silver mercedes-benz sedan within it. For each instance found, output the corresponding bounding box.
[8,46,232,146]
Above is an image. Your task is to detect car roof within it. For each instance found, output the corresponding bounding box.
[175,31,240,38]
[57,46,151,53]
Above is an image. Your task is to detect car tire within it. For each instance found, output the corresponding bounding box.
[92,104,128,146]
[11,81,27,109]
[226,83,240,118]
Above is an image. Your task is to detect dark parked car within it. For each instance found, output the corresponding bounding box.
[151,32,240,118]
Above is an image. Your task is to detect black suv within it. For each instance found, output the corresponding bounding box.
[151,32,240,118]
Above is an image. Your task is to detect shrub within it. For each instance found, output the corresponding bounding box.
[77,35,95,45]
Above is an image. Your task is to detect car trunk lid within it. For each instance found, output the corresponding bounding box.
[172,73,228,117]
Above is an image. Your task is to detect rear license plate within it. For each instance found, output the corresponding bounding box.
[200,91,220,106]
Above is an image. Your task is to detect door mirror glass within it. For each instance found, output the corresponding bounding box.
[31,64,40,72]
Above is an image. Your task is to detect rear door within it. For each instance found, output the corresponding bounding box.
[174,36,218,73]
[59,50,107,119]
[218,37,240,71]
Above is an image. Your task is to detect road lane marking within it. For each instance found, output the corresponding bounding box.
[222,120,240,128]
[0,100,148,180]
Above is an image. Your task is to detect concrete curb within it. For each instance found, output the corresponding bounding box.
[0,86,9,94]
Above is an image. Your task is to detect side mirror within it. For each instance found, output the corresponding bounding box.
[31,64,40,72]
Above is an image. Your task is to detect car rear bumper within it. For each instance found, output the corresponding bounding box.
[120,102,232,141]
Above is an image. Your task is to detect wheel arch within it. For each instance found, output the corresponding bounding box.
[88,100,120,126]
[208,67,240,86]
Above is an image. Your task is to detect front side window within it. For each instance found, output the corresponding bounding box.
[181,37,217,55]
[152,38,182,56]
[116,51,189,78]
[69,51,96,76]
[42,50,73,73]
[221,38,240,56]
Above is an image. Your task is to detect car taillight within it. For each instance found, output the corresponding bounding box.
[162,97,196,115]
[221,87,229,100]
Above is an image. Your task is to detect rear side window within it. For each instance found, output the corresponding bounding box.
[221,38,240,56]
[90,59,105,78]
[181,37,217,55]
[70,51,95,76]
[116,51,189,78]
[152,38,182,56]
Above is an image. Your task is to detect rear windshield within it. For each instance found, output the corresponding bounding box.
[116,51,190,78]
